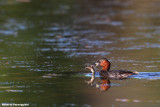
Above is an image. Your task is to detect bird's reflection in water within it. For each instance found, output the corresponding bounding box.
[85,65,111,91]
[96,76,111,91]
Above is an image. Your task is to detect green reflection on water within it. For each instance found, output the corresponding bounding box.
[0,0,160,106]
[0,0,86,106]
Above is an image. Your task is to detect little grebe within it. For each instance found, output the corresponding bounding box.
[95,58,139,79]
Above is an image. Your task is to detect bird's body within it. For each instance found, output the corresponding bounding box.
[96,58,139,79]
[100,70,138,79]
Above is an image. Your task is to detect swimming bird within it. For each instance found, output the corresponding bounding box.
[95,58,139,79]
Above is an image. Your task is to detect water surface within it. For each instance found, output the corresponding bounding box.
[0,0,160,106]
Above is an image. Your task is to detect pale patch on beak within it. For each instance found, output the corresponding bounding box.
[95,62,99,66]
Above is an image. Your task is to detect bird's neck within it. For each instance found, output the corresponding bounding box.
[102,66,110,71]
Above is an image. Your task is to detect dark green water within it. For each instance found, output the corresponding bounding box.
[0,0,160,106]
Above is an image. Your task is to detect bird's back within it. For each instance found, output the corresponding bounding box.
[100,70,136,79]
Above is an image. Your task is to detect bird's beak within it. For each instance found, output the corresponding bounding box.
[95,61,100,67]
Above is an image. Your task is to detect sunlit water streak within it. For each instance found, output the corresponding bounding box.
[85,72,160,80]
